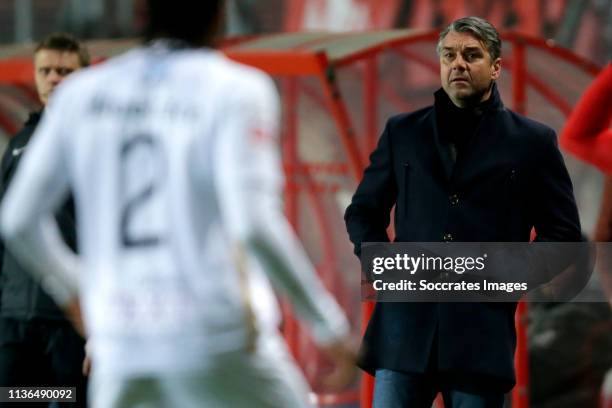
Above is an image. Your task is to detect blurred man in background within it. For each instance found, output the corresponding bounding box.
[0,33,89,408]
[0,1,356,407]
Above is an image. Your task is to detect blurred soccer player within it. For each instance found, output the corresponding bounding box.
[0,33,89,408]
[0,1,355,407]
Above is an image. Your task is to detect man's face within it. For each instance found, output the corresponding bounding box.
[34,49,82,106]
[439,31,501,108]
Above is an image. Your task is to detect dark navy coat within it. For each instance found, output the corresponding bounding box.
[344,85,581,391]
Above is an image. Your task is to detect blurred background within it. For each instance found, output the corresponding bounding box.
[0,0,609,65]
[0,1,610,407]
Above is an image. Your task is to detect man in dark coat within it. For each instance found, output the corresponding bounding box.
[344,16,582,407]
[0,33,89,407]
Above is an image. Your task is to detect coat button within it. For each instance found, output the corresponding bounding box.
[443,233,454,242]
[449,193,459,205]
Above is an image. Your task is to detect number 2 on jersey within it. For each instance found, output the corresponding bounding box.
[119,134,164,248]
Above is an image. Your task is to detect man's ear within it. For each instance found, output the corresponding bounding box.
[491,58,501,80]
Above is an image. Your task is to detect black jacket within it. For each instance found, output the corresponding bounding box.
[344,85,581,391]
[0,112,77,320]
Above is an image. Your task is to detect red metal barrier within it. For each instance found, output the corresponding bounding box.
[513,301,530,408]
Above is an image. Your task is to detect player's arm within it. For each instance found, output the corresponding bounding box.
[559,63,612,174]
[0,84,81,323]
[213,72,350,347]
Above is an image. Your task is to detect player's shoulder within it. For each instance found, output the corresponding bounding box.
[50,51,139,102]
[202,52,276,99]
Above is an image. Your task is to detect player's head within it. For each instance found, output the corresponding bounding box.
[34,33,89,106]
[144,0,224,46]
[437,16,501,108]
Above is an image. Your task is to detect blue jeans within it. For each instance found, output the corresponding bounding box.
[373,369,506,408]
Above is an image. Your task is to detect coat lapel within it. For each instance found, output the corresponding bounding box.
[429,84,505,184]
[453,85,506,184]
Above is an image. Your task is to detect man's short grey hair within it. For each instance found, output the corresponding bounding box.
[437,16,502,61]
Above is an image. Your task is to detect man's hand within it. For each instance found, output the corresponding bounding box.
[82,341,92,376]
[63,297,86,337]
[319,336,359,390]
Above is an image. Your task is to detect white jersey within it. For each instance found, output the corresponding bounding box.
[0,41,348,376]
